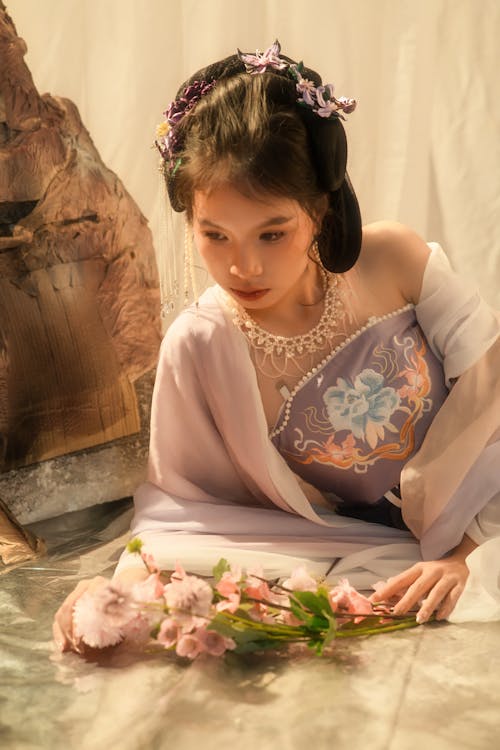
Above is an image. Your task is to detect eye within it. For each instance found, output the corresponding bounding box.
[203,231,227,242]
[260,231,285,242]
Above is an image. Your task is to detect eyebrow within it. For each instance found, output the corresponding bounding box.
[197,215,295,229]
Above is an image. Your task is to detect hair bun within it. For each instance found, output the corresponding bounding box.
[298,109,347,193]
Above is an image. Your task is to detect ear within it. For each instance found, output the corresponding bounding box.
[313,194,329,233]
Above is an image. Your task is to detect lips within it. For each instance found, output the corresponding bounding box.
[230,288,270,301]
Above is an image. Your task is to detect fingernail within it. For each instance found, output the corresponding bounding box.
[416,612,427,624]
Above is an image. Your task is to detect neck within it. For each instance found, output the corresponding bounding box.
[248,261,326,337]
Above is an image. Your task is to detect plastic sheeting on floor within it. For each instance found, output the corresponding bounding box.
[2,498,500,750]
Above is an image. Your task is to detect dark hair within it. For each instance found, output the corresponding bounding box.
[166,53,362,273]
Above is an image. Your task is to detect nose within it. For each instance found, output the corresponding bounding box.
[229,244,263,279]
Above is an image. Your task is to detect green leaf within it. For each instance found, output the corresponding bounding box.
[292,591,330,617]
[210,619,283,650]
[126,537,143,555]
[322,613,338,648]
[207,618,238,640]
[171,157,182,177]
[212,558,231,583]
[232,638,289,655]
[307,639,324,656]
[316,586,335,612]
[150,623,161,639]
[289,598,311,624]
[308,615,330,632]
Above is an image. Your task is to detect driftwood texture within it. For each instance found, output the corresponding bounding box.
[0,3,161,472]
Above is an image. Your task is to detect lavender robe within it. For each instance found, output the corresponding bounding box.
[115,245,500,610]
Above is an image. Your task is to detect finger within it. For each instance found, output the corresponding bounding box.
[436,583,465,621]
[369,566,422,603]
[416,573,467,623]
[414,577,456,623]
[369,576,415,603]
[392,570,442,615]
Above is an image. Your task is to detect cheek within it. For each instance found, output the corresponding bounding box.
[279,237,312,269]
[196,243,224,275]
[194,234,210,259]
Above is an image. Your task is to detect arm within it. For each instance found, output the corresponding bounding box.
[367,225,499,619]
[401,240,500,556]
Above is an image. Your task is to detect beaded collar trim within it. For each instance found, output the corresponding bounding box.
[155,40,356,174]
[228,273,340,360]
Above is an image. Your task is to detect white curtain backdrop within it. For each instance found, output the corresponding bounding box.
[6,0,500,305]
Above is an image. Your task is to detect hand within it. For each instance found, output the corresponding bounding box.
[52,576,110,653]
[369,536,477,623]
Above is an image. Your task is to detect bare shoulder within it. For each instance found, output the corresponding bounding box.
[359,221,431,303]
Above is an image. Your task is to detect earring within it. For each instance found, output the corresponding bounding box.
[184,222,199,308]
[309,238,321,262]
[157,165,200,319]
[158,167,180,319]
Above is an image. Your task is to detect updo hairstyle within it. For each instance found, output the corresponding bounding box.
[166,54,362,273]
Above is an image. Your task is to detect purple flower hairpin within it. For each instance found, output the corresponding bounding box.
[238,41,356,120]
[237,39,288,74]
[290,63,356,120]
[155,79,216,170]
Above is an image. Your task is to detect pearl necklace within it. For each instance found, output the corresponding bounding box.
[224,271,342,363]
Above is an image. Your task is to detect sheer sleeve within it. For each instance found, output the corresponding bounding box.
[465,490,500,546]
[401,244,500,558]
[414,243,499,386]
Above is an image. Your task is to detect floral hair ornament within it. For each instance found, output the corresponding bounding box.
[155,79,216,173]
[155,40,356,174]
[290,63,356,120]
[238,40,357,120]
[237,39,288,74]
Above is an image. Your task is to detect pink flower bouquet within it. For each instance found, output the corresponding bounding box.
[72,539,420,660]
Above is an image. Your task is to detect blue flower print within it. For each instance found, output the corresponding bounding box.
[323,369,401,449]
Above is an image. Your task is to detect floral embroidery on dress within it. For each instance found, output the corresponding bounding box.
[280,331,435,473]
[323,369,401,449]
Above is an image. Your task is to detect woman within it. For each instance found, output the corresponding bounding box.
[53,42,500,653]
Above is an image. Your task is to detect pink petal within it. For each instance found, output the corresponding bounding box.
[176,633,204,659]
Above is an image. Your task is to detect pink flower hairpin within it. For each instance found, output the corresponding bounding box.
[290,63,357,120]
[238,40,356,120]
[237,39,288,74]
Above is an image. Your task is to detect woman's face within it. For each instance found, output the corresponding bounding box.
[192,183,319,312]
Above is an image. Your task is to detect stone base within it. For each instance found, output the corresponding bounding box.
[0,371,154,524]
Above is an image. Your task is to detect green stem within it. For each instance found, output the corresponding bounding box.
[217,611,309,638]
[334,618,420,638]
